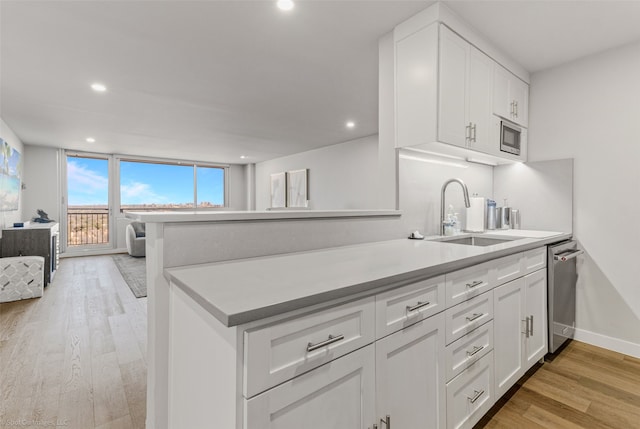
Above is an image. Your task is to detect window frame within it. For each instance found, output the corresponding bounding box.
[115,154,229,213]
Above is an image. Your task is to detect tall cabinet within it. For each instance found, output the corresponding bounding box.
[1,223,60,285]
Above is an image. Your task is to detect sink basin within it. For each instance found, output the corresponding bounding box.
[439,236,515,247]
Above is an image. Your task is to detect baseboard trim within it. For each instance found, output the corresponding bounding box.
[574,328,640,359]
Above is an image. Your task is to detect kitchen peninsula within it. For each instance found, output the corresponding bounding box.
[126,209,569,429]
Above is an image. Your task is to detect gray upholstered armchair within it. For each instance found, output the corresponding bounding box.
[126,221,146,257]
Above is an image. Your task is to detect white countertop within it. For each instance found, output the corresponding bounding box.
[124,209,401,223]
[165,230,570,327]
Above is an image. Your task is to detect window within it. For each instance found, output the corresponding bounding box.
[119,159,226,211]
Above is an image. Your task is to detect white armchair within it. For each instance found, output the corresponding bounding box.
[0,256,45,303]
[126,221,146,257]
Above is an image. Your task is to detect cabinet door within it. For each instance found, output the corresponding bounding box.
[376,313,446,429]
[510,77,529,127]
[524,269,547,366]
[245,346,375,429]
[467,46,493,154]
[493,278,526,398]
[439,25,468,148]
[492,64,511,121]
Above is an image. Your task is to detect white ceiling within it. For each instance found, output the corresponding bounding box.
[2,1,640,164]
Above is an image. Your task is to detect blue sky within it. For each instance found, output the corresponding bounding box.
[67,157,224,206]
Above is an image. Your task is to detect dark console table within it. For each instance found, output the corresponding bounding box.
[1,223,60,285]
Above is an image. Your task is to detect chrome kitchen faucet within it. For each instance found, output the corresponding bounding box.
[441,178,471,235]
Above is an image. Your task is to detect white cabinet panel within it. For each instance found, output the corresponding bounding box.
[445,291,493,345]
[493,278,526,398]
[439,25,469,147]
[445,321,493,382]
[245,346,375,429]
[491,252,524,287]
[446,351,495,429]
[376,275,445,339]
[524,269,548,366]
[523,247,547,275]
[376,312,446,429]
[244,297,375,397]
[493,64,529,127]
[445,261,492,308]
[467,46,494,154]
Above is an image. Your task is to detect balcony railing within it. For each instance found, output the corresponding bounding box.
[67,209,109,246]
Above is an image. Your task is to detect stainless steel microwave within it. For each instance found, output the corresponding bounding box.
[499,119,522,156]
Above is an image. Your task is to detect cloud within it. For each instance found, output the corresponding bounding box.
[121,181,167,205]
[67,160,108,193]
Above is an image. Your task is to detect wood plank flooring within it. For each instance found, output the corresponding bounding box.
[2,255,639,429]
[0,255,147,429]
[476,341,640,429]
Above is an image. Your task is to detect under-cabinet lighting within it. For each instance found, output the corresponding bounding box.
[402,146,465,161]
[399,154,468,169]
[346,121,355,129]
[85,137,96,143]
[466,157,498,167]
[277,0,294,11]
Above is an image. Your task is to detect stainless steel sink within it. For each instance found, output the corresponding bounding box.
[439,236,514,246]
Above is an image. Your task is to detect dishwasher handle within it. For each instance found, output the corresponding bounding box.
[553,249,584,262]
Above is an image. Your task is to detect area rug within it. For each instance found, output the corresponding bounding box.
[112,254,147,298]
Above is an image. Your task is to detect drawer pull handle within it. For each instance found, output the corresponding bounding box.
[466,313,483,322]
[466,280,483,289]
[380,415,391,428]
[307,334,345,352]
[466,345,485,357]
[406,301,430,313]
[467,389,485,404]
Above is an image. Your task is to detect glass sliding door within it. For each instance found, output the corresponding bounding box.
[65,153,113,251]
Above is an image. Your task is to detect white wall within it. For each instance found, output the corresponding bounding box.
[22,145,61,227]
[529,40,640,355]
[398,150,494,236]
[0,118,25,237]
[255,135,379,210]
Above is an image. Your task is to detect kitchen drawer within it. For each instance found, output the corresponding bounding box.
[445,291,493,345]
[490,253,524,287]
[445,262,491,308]
[243,296,375,398]
[523,247,546,274]
[375,275,445,338]
[445,321,493,382]
[446,351,495,429]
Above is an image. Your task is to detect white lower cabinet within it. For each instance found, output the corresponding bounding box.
[244,345,375,429]
[375,312,446,429]
[493,269,548,398]
[446,351,494,429]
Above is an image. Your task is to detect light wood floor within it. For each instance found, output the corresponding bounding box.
[476,341,640,429]
[2,256,639,429]
[0,255,147,429]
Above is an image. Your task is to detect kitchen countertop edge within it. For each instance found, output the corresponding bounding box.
[165,233,572,328]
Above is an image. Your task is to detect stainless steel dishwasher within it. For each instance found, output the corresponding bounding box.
[548,240,583,353]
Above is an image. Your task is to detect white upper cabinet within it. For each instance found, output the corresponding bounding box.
[439,26,493,154]
[395,22,529,162]
[493,64,529,127]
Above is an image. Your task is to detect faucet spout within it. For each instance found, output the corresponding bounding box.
[441,178,471,235]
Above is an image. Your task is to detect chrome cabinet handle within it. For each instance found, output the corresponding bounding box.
[466,280,483,289]
[306,334,345,352]
[406,301,430,313]
[471,123,477,142]
[510,101,515,117]
[529,315,534,336]
[467,345,485,357]
[467,389,485,404]
[466,313,483,322]
[465,123,471,142]
[523,317,530,338]
[380,415,391,428]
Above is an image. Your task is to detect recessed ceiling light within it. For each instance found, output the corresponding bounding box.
[240,155,247,159]
[346,121,356,129]
[86,137,96,143]
[90,83,107,92]
[277,0,294,11]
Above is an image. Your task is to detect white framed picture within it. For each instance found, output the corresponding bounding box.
[270,172,287,208]
[287,169,308,208]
